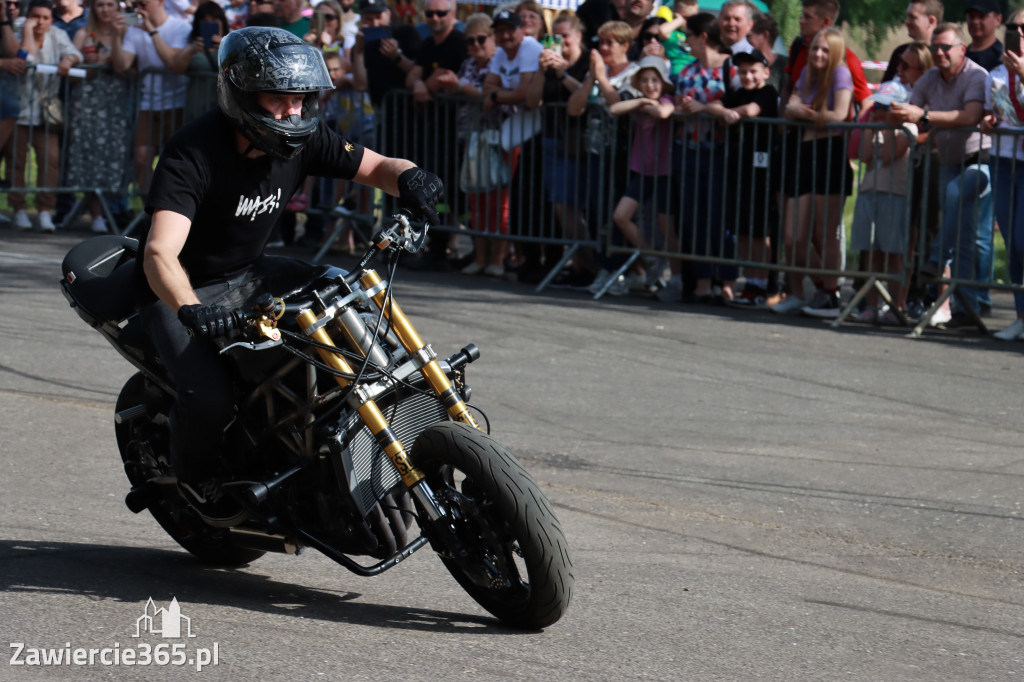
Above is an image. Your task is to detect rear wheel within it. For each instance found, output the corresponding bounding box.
[411,422,573,629]
[115,373,265,567]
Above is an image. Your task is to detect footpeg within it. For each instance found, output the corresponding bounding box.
[125,482,160,513]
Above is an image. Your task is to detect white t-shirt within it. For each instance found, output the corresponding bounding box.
[163,0,194,21]
[122,17,192,111]
[488,36,542,90]
[730,36,754,55]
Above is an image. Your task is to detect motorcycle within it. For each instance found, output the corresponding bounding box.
[60,216,573,629]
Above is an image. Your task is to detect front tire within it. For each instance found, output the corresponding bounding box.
[411,422,574,629]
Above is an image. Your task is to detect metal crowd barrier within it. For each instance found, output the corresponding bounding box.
[374,89,613,282]
[5,67,1024,339]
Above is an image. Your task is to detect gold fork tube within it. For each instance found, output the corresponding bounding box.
[359,271,480,429]
[295,309,424,486]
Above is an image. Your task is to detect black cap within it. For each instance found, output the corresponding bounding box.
[732,49,769,67]
[966,0,1001,15]
[493,9,523,29]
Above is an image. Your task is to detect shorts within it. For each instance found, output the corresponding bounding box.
[541,137,586,206]
[850,190,909,255]
[622,172,672,213]
[782,133,854,198]
[726,171,774,240]
[0,78,18,120]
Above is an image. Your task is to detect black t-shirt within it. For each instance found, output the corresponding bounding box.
[141,110,364,294]
[364,24,421,106]
[720,84,779,184]
[540,49,590,136]
[967,39,1003,72]
[414,29,468,81]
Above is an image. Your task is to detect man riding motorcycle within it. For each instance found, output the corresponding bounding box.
[138,26,443,521]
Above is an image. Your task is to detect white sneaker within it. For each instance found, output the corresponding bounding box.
[461,262,483,275]
[769,295,806,314]
[607,272,645,296]
[38,211,55,232]
[993,318,1024,341]
[655,274,683,302]
[927,305,952,327]
[90,216,109,234]
[586,269,614,294]
[14,209,32,230]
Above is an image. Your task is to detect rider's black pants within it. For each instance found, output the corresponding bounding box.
[142,256,318,483]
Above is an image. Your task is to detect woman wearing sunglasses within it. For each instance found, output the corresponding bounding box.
[303,0,345,53]
[64,0,130,234]
[8,0,82,232]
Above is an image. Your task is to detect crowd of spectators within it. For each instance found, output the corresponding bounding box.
[2,0,1024,340]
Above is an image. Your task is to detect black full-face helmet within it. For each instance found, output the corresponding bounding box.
[218,27,334,160]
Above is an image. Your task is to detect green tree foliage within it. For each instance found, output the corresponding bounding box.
[765,0,1009,55]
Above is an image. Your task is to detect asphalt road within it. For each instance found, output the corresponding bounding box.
[1,229,1022,681]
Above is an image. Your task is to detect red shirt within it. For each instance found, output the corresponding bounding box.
[786,41,872,106]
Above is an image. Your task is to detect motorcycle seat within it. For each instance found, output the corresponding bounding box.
[62,235,140,324]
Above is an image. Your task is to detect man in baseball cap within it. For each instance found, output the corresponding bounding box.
[492,8,522,29]
[965,0,1004,71]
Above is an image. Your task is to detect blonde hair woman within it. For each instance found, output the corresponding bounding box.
[773,27,853,317]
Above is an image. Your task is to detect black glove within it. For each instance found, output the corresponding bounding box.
[396,167,444,226]
[177,304,239,339]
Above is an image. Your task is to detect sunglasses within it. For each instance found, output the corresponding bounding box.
[320,12,337,20]
[466,35,489,46]
[424,9,448,18]
[641,33,660,43]
[930,42,961,53]
[897,59,920,69]
[1008,22,1023,31]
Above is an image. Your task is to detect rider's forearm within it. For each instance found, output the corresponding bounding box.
[144,209,199,312]
[354,149,416,197]
[144,252,200,312]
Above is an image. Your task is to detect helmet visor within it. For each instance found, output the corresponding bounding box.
[227,43,333,93]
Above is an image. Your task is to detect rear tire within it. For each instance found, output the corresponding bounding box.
[115,373,265,567]
[412,422,573,629]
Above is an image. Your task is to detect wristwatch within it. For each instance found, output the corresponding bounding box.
[391,49,402,63]
[490,91,498,104]
[920,107,930,127]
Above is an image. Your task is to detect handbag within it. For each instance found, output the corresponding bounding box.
[459,129,510,193]
[40,96,63,132]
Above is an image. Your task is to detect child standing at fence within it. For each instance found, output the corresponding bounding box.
[772,27,853,318]
[706,49,779,308]
[850,81,916,323]
[608,56,675,293]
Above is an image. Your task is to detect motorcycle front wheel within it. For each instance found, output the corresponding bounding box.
[411,422,574,629]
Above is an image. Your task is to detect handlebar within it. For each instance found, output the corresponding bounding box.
[347,212,430,284]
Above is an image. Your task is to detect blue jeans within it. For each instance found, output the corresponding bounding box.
[930,163,993,314]
[991,156,1024,314]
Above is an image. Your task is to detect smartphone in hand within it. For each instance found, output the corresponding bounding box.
[199,20,219,50]
[362,25,392,44]
[1006,27,1021,56]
